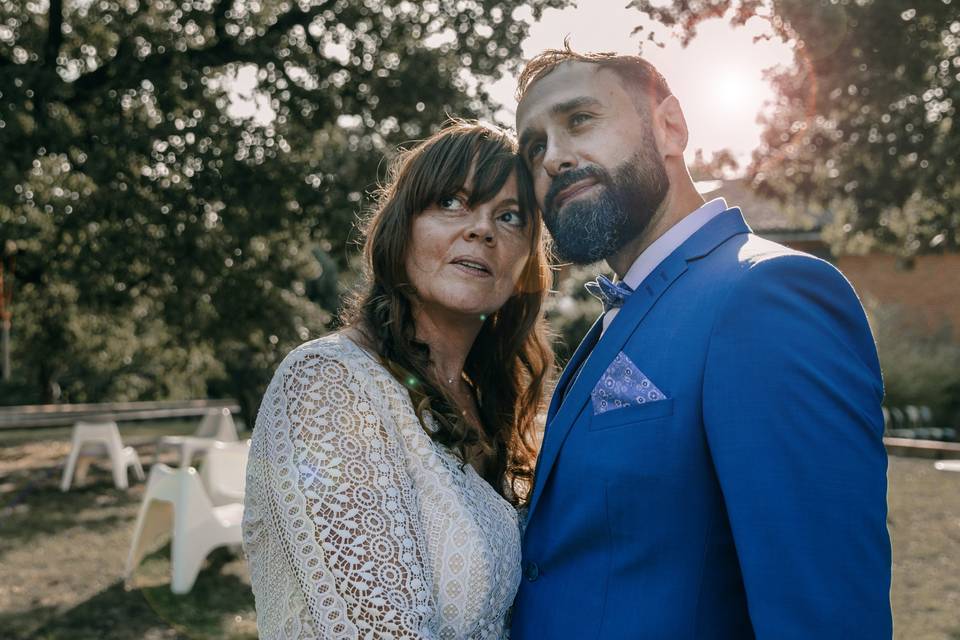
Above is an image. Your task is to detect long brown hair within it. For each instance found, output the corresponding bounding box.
[344,120,553,505]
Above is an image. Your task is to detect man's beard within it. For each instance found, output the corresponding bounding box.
[543,147,669,266]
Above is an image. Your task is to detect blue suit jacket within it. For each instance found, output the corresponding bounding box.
[512,209,892,639]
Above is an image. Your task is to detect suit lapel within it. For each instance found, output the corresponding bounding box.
[546,316,603,424]
[526,208,751,521]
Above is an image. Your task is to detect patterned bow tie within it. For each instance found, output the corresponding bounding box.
[584,274,634,312]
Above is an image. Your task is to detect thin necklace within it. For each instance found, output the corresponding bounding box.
[434,364,460,386]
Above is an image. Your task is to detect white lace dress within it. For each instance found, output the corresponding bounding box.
[243,334,522,639]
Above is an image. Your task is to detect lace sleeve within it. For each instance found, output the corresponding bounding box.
[246,344,438,639]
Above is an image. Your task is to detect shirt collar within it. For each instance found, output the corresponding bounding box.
[621,197,728,290]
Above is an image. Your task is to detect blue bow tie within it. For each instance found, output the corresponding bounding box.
[585,274,634,312]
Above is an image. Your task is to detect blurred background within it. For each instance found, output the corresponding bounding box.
[1,0,958,638]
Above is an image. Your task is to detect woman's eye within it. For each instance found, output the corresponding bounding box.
[438,195,465,211]
[498,210,526,228]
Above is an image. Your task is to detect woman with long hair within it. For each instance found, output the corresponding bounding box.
[243,120,553,639]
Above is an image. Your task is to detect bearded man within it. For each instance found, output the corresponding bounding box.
[511,46,892,639]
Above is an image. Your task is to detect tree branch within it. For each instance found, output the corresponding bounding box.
[66,2,331,106]
[44,0,64,69]
[213,0,234,43]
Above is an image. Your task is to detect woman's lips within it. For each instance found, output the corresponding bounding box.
[452,263,493,278]
[451,257,493,278]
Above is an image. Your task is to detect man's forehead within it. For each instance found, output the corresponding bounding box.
[516,61,615,128]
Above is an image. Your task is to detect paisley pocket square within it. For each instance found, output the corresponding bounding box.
[591,351,666,415]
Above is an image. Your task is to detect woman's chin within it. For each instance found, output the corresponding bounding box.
[450,305,497,321]
[419,289,504,320]
[436,299,501,321]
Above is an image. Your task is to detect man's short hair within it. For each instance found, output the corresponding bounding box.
[516,42,673,110]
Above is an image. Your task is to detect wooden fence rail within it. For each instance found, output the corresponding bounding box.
[0,399,240,430]
[882,436,960,459]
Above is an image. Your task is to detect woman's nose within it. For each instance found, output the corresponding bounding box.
[464,215,496,245]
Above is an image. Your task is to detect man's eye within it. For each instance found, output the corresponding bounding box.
[570,112,592,126]
[498,210,526,228]
[527,142,545,162]
[438,195,465,210]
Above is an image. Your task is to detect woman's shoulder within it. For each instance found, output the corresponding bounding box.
[274,331,381,381]
[278,332,371,370]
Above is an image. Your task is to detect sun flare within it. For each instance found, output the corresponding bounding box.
[711,68,764,113]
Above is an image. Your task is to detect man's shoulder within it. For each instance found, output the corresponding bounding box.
[725,231,808,264]
[690,230,861,319]
[708,231,838,282]
[701,230,868,332]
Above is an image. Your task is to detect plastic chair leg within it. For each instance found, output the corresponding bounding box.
[112,456,129,490]
[179,445,193,469]
[131,452,145,481]
[60,446,80,492]
[125,499,174,580]
[171,536,210,594]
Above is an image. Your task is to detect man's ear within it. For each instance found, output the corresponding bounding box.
[652,95,689,160]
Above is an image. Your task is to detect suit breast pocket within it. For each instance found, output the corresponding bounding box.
[588,397,674,431]
[585,398,674,491]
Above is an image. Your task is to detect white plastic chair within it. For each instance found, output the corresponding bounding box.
[199,440,250,506]
[156,408,240,467]
[905,405,922,428]
[125,463,244,594]
[60,421,144,491]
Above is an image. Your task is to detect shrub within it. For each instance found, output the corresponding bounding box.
[866,300,960,433]
[544,264,605,369]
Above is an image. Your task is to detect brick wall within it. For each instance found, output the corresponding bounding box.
[834,253,960,336]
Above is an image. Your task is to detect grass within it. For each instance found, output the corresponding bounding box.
[1,423,959,638]
[0,421,255,639]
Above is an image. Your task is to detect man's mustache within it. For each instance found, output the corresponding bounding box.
[544,165,610,215]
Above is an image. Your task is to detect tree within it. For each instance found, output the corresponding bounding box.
[689,148,740,182]
[0,0,568,422]
[630,0,960,256]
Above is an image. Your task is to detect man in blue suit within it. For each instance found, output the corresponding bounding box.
[511,46,892,639]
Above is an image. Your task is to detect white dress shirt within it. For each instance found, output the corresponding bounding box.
[602,197,729,334]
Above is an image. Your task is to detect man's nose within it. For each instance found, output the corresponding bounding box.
[543,138,577,177]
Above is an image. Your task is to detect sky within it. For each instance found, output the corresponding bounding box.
[229,2,796,166]
[487,1,796,165]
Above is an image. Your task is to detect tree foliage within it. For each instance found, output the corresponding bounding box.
[0,0,568,421]
[631,0,960,256]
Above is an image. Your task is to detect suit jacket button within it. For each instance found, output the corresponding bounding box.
[524,562,540,581]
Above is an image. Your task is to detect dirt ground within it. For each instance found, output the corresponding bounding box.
[1,428,959,639]
[0,427,257,639]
